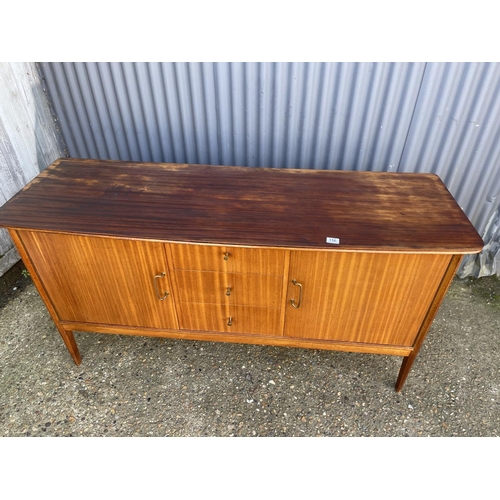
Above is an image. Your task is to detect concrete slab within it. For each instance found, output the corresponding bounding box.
[0,267,499,437]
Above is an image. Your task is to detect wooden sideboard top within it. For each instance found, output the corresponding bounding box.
[0,158,484,253]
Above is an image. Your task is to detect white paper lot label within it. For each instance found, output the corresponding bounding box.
[326,237,340,244]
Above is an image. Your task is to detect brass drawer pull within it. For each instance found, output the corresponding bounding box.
[290,279,302,308]
[226,286,231,296]
[223,251,230,260]
[227,316,233,326]
[154,272,169,300]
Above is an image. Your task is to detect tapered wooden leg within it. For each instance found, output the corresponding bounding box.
[394,254,463,392]
[55,325,82,365]
[395,355,416,392]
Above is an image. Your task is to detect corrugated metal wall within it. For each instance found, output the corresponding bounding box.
[39,62,427,171]
[37,62,500,277]
[0,62,65,276]
[399,63,500,277]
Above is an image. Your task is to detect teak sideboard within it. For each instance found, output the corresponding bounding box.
[0,158,484,391]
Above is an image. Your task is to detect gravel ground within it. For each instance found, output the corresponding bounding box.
[0,264,499,437]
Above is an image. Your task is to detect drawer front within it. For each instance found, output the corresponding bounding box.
[174,270,282,308]
[178,303,281,336]
[169,243,285,275]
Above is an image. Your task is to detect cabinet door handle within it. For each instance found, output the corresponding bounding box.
[226,286,232,296]
[154,272,169,300]
[223,252,230,261]
[290,279,302,308]
[227,316,233,326]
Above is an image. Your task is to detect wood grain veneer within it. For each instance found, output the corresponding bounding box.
[0,158,484,253]
[0,158,484,391]
[18,231,178,329]
[169,244,285,275]
[58,320,413,356]
[174,270,283,308]
[177,303,281,336]
[9,229,82,366]
[284,251,451,346]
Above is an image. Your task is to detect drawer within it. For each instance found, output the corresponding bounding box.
[174,270,282,308]
[178,303,281,336]
[169,243,285,275]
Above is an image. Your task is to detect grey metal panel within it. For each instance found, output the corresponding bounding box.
[37,62,500,276]
[39,62,425,172]
[399,62,500,276]
[400,63,500,230]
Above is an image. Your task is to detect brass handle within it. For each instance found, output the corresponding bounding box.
[226,286,231,296]
[227,316,233,326]
[290,279,302,308]
[154,272,169,301]
[223,252,230,261]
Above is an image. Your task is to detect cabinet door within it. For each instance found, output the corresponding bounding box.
[20,231,178,329]
[284,251,451,347]
[178,303,281,336]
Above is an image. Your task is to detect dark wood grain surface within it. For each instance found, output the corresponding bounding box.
[0,158,484,253]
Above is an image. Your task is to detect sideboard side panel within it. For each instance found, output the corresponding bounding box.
[395,254,463,391]
[9,229,82,364]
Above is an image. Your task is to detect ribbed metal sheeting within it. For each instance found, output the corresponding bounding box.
[38,62,500,276]
[38,62,427,171]
[400,63,500,240]
[399,63,500,276]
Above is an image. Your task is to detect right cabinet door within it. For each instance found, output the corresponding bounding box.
[284,251,451,347]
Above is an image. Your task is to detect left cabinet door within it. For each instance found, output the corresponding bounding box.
[19,231,178,329]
